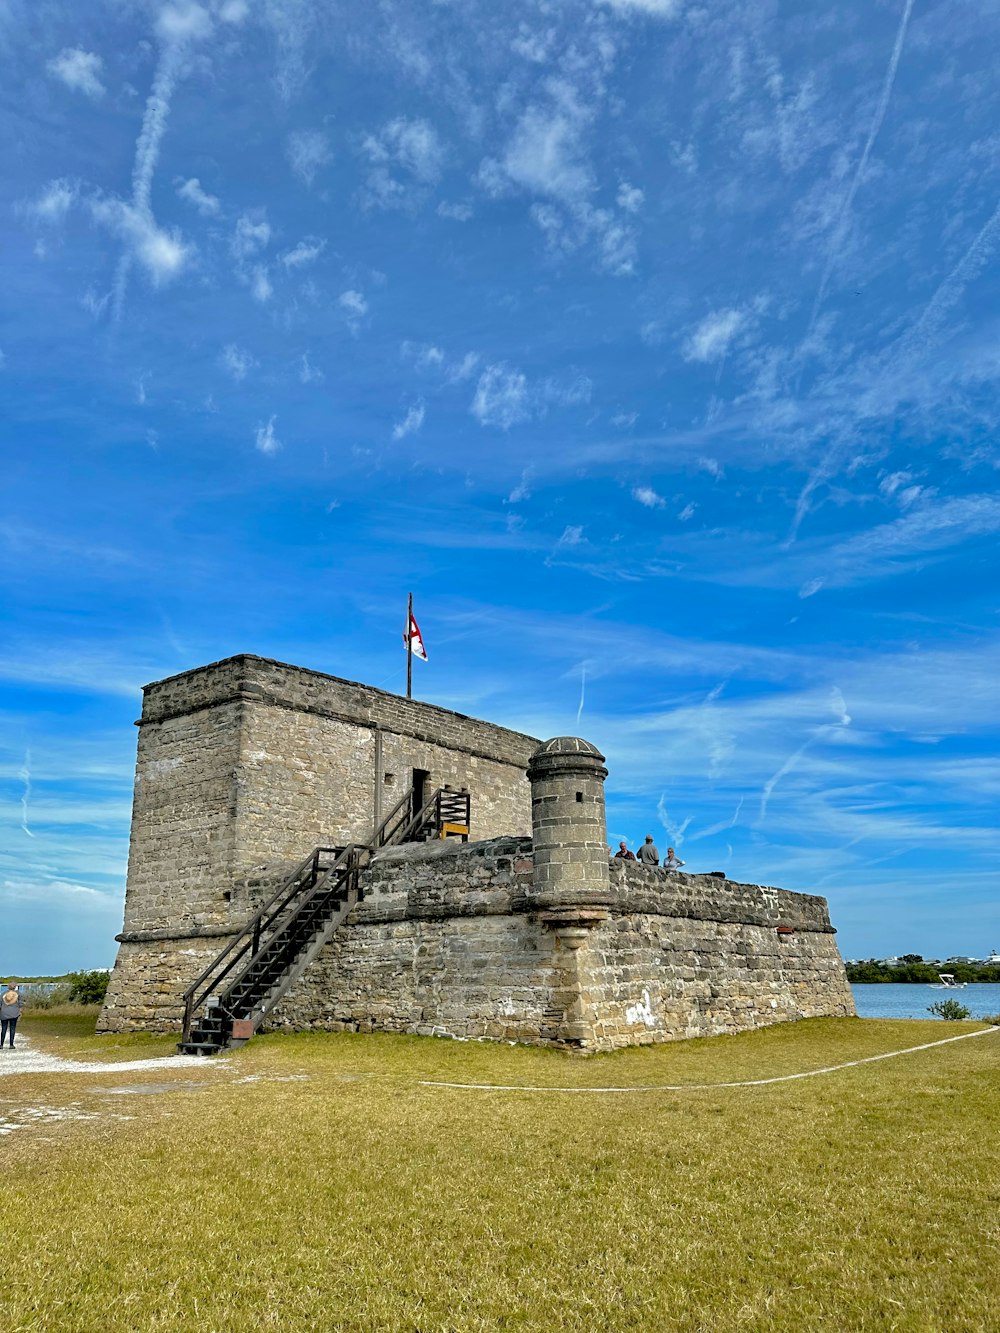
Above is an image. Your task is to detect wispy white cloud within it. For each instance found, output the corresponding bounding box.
[478,74,639,276]
[47,48,105,99]
[402,341,479,383]
[821,494,1000,581]
[339,289,368,318]
[617,182,644,213]
[221,343,254,381]
[88,4,212,314]
[683,308,748,363]
[437,200,473,221]
[230,213,273,301]
[508,469,534,503]
[736,494,1000,594]
[254,416,281,455]
[558,525,584,546]
[471,364,530,429]
[30,179,78,222]
[299,352,323,384]
[287,128,331,186]
[806,0,915,333]
[401,341,444,370]
[156,3,212,43]
[597,0,681,15]
[360,117,445,210]
[392,401,425,440]
[250,266,272,303]
[19,749,34,837]
[879,471,929,508]
[231,213,271,261]
[175,176,220,215]
[281,237,326,268]
[363,117,444,182]
[632,485,665,508]
[498,102,592,202]
[90,196,190,288]
[470,361,591,429]
[511,24,557,63]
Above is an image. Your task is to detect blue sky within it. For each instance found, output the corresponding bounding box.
[2,0,999,974]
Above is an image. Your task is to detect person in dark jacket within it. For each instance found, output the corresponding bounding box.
[1,984,22,1048]
[614,841,636,860]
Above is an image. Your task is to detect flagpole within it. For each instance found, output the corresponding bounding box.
[406,591,413,700]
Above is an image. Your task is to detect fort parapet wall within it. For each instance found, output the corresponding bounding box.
[269,842,853,1048]
[102,838,854,1047]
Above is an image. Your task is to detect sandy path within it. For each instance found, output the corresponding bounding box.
[0,1034,228,1078]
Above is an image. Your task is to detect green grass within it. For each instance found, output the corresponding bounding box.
[2,1017,999,1332]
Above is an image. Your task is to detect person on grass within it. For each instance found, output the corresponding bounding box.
[1,984,22,1048]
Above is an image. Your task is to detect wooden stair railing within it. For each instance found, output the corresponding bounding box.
[179,784,471,1052]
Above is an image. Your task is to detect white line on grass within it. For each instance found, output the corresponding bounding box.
[418,1026,1000,1094]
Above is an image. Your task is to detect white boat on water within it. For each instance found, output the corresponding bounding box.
[929,973,968,989]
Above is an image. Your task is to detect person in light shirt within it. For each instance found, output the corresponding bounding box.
[663,847,686,872]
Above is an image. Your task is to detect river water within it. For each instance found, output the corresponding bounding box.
[851,982,1000,1019]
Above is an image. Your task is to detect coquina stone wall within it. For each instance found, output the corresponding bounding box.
[99,840,854,1043]
[263,839,855,1050]
[100,654,538,1031]
[101,703,856,1048]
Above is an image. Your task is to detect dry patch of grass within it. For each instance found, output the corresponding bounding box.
[2,1018,998,1332]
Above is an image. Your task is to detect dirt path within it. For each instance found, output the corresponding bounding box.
[0,1033,228,1078]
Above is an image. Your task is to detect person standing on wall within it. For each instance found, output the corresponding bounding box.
[664,847,686,872]
[1,984,22,1048]
[637,835,659,866]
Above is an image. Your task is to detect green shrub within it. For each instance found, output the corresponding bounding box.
[24,984,73,1009]
[66,970,110,1005]
[927,998,972,1021]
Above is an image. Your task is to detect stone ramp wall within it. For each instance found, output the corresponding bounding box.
[267,838,566,1043]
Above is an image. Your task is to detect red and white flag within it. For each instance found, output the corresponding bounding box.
[403,610,428,661]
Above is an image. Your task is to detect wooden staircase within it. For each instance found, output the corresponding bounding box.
[179,785,470,1055]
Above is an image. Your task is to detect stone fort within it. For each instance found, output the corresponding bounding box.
[99,654,855,1051]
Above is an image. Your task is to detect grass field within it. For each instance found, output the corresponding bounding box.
[2,1014,999,1332]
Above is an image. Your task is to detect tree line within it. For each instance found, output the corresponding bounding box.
[847,957,1000,984]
